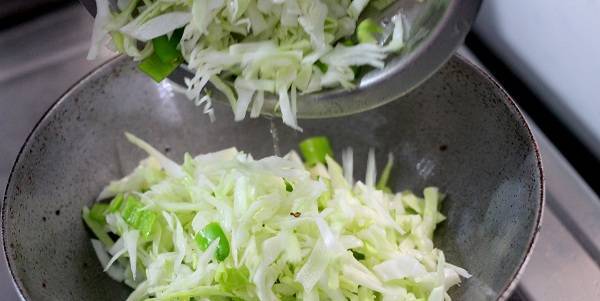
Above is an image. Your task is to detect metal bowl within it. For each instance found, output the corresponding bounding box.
[2,54,543,300]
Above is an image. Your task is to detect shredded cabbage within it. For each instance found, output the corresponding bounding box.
[83,133,469,301]
[87,0,405,130]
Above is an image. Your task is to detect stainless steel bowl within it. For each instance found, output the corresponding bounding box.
[81,0,481,118]
[2,54,543,300]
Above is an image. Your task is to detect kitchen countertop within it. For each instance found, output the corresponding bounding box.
[1,4,599,300]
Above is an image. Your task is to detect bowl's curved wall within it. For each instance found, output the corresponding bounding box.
[3,55,542,300]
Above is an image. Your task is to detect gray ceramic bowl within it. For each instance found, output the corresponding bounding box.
[2,55,543,300]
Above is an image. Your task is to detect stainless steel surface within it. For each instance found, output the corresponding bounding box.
[519,125,600,299]
[3,53,542,300]
[78,0,481,118]
[1,5,598,301]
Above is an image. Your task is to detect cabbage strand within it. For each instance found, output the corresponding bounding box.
[83,133,470,301]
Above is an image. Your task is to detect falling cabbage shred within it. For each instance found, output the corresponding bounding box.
[83,133,470,301]
[87,0,405,130]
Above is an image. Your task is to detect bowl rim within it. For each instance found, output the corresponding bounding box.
[456,54,545,300]
[2,54,544,301]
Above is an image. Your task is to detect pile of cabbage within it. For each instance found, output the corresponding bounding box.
[83,133,469,301]
[88,0,405,130]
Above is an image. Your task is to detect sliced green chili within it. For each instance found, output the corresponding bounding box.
[195,222,230,262]
[136,210,157,239]
[152,28,184,64]
[89,203,109,223]
[138,53,181,82]
[121,195,143,225]
[82,207,114,247]
[107,193,124,213]
[120,195,156,239]
[357,19,383,44]
[299,136,333,166]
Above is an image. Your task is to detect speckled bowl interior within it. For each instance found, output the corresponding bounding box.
[2,55,543,300]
